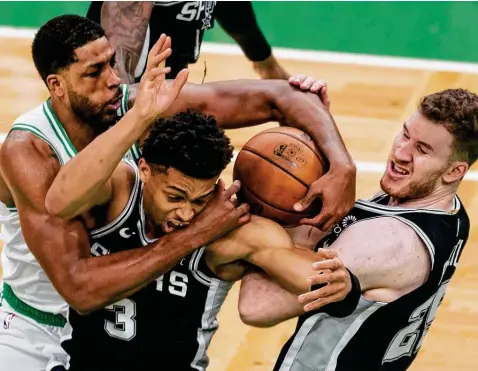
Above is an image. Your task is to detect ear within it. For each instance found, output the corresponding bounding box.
[46,73,66,98]
[138,158,151,184]
[443,161,469,183]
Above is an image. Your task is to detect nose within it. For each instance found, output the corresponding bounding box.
[106,64,121,89]
[176,204,195,223]
[394,141,413,163]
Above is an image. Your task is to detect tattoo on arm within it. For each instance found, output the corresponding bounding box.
[101,1,153,83]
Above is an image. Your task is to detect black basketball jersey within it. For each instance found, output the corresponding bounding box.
[62,161,232,371]
[87,1,216,78]
[274,193,469,371]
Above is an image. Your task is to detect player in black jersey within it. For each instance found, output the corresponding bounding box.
[51,110,351,371]
[87,1,289,83]
[239,88,478,370]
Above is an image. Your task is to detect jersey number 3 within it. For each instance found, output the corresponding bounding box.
[102,271,189,341]
[104,298,137,341]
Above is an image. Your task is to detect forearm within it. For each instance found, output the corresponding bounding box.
[273,87,354,172]
[238,268,304,327]
[45,108,146,218]
[131,79,353,171]
[45,225,205,314]
[248,247,318,295]
[101,1,152,83]
[176,80,353,170]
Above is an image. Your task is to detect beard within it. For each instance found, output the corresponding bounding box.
[68,88,120,134]
[380,166,446,202]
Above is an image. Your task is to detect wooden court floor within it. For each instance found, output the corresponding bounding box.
[1,36,478,371]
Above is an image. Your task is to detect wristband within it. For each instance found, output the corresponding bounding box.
[311,268,361,318]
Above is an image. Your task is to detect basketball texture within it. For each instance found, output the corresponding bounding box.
[233,127,328,226]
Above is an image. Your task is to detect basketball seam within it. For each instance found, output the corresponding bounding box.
[259,131,327,167]
[242,146,310,189]
[241,182,311,216]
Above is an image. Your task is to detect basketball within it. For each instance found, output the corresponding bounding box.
[233,127,328,226]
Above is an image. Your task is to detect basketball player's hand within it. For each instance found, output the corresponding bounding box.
[295,167,356,231]
[191,179,251,244]
[288,75,331,110]
[298,249,352,312]
[134,33,189,125]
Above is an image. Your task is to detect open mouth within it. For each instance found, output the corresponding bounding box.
[163,220,188,233]
[390,161,410,177]
[107,94,123,111]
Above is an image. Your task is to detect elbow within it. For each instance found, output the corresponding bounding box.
[62,291,97,316]
[68,297,96,316]
[55,277,98,316]
[45,191,74,219]
[238,299,279,328]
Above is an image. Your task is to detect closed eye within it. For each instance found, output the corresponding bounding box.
[417,145,427,154]
[167,195,183,202]
[87,69,100,78]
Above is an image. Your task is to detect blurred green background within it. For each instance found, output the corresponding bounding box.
[0,1,476,62]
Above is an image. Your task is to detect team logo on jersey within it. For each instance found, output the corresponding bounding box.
[119,228,136,239]
[167,1,215,29]
[342,215,357,228]
[3,313,15,329]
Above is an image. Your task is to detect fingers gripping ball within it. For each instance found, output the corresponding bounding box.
[233,127,328,226]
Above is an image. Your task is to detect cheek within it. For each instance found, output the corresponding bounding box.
[194,204,207,215]
[410,157,446,184]
[78,79,107,101]
[154,194,178,217]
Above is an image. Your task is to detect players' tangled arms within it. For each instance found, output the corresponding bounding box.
[0,14,477,371]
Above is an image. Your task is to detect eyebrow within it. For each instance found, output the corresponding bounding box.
[166,186,215,201]
[84,51,116,70]
[403,123,434,151]
[166,186,187,195]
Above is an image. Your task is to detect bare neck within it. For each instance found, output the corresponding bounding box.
[387,187,457,212]
[141,189,163,239]
[50,98,99,152]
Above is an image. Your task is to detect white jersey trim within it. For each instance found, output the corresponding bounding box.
[90,160,141,238]
[390,216,436,269]
[355,195,460,216]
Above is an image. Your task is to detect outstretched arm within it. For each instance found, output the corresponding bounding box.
[207,216,350,325]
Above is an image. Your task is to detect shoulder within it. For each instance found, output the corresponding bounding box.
[1,130,59,180]
[111,161,137,190]
[334,216,425,256]
[335,216,428,262]
[336,216,431,296]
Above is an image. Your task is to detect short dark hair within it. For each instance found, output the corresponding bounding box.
[32,14,105,83]
[419,88,478,165]
[141,110,234,179]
